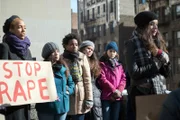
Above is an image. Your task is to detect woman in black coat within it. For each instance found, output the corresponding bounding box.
[0,15,32,120]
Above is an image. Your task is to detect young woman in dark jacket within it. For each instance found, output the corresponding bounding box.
[124,11,171,120]
[79,40,102,120]
[0,15,32,120]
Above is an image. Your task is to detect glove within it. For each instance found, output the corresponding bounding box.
[159,51,169,64]
[113,89,122,98]
[66,86,69,95]
[85,100,93,109]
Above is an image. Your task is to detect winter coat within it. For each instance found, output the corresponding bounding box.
[124,30,168,94]
[0,42,32,120]
[99,61,126,100]
[35,64,75,114]
[159,88,180,120]
[61,52,93,115]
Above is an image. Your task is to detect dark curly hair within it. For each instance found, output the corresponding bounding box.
[62,33,80,49]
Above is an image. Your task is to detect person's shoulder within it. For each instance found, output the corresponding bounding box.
[168,88,180,98]
[164,88,180,105]
[0,42,9,49]
[79,51,85,58]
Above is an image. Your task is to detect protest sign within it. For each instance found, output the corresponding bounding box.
[136,94,167,120]
[0,60,57,106]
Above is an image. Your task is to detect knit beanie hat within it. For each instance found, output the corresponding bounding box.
[42,42,59,59]
[3,15,20,34]
[134,11,158,28]
[79,40,95,50]
[105,41,118,52]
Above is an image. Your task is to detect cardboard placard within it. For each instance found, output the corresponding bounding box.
[0,60,57,106]
[136,94,167,120]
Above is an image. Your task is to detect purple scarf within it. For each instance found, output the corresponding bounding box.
[3,32,31,56]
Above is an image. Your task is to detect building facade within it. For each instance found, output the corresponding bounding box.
[78,0,135,62]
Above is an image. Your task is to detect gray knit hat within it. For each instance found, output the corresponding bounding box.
[42,42,59,59]
[79,40,95,50]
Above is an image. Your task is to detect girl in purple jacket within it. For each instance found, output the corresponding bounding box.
[99,41,126,120]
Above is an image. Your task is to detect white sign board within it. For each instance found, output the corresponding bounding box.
[0,60,57,106]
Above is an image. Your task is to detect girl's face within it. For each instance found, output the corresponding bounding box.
[107,49,117,59]
[49,49,60,63]
[10,19,26,40]
[148,20,158,36]
[65,39,78,52]
[82,46,94,57]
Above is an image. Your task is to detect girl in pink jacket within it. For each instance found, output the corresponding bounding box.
[98,41,126,120]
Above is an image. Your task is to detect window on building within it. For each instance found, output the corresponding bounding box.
[176,4,180,18]
[103,24,106,36]
[92,8,95,19]
[81,12,83,23]
[177,31,180,46]
[98,44,101,52]
[93,26,96,33]
[109,21,114,33]
[104,43,107,50]
[177,58,180,73]
[98,6,100,14]
[154,9,160,18]
[110,1,113,13]
[139,0,146,4]
[97,25,101,37]
[87,10,89,20]
[80,30,84,41]
[163,32,169,47]
[172,4,180,20]
[103,4,106,12]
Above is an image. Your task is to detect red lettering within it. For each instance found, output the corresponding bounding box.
[3,62,12,79]
[27,80,35,99]
[25,62,32,76]
[0,82,11,104]
[13,62,23,77]
[34,62,41,76]
[13,80,27,102]
[38,78,49,100]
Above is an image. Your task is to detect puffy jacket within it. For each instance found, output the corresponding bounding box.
[99,61,126,100]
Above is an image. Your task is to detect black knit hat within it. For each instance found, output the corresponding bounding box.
[3,15,20,34]
[42,42,59,59]
[134,11,158,28]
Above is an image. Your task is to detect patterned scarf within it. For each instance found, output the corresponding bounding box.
[131,30,166,94]
[63,50,79,62]
[63,50,82,82]
[3,32,31,56]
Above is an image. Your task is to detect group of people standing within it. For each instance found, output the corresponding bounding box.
[0,10,172,120]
